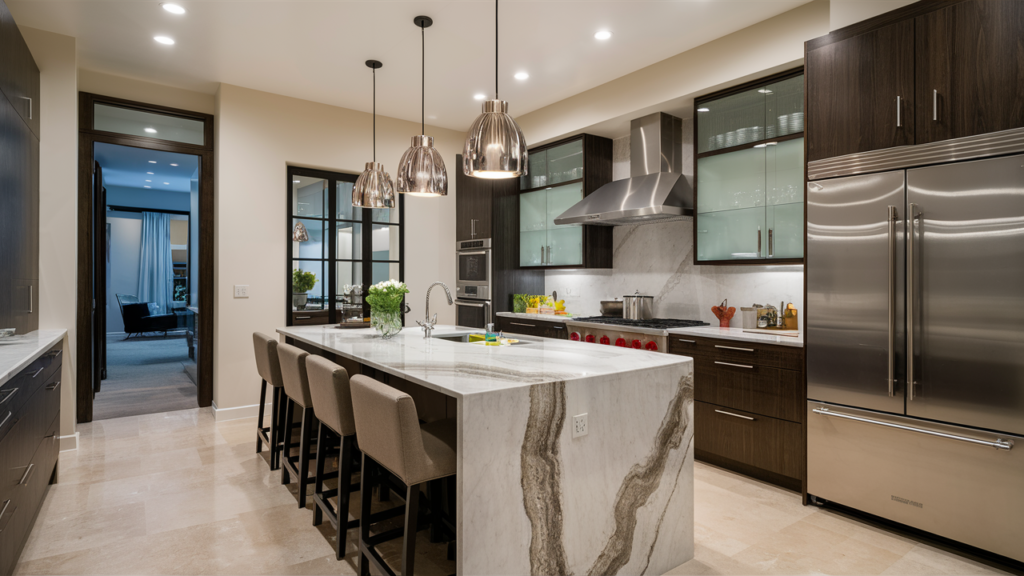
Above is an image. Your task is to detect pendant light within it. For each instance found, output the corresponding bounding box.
[292,221,309,242]
[396,16,448,197]
[462,0,527,179]
[353,60,396,208]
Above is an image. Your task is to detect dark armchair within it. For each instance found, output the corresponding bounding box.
[116,294,180,338]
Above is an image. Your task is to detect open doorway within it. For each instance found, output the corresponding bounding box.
[77,93,214,423]
[92,143,200,420]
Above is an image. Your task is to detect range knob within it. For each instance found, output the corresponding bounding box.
[645,341,659,351]
[599,335,611,345]
[570,332,581,341]
[585,334,596,343]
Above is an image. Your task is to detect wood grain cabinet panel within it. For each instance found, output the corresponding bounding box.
[915,0,1024,144]
[495,316,568,340]
[668,335,803,371]
[694,401,802,480]
[692,356,803,423]
[806,19,915,161]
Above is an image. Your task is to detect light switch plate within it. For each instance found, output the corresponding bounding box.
[234,285,249,298]
[572,413,588,438]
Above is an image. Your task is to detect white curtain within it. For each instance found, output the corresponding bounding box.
[137,212,173,312]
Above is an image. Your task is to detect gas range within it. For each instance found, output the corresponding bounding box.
[563,316,709,353]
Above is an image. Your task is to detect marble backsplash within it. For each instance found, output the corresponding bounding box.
[547,133,803,329]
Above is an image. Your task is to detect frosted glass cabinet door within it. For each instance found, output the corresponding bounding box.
[697,147,766,213]
[696,89,766,154]
[767,204,804,259]
[520,190,547,232]
[547,227,583,266]
[765,75,804,139]
[546,182,583,228]
[546,139,584,185]
[520,230,546,267]
[766,138,804,206]
[697,206,766,261]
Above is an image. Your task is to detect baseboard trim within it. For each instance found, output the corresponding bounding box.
[211,401,271,422]
[59,432,79,452]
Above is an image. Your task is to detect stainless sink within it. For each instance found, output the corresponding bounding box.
[432,333,535,346]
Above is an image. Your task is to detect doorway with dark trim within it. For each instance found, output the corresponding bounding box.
[77,93,214,423]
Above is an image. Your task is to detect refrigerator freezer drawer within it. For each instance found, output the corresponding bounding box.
[808,401,1023,563]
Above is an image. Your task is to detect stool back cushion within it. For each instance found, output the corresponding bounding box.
[350,375,426,484]
[305,355,356,437]
[252,333,284,388]
[277,342,313,408]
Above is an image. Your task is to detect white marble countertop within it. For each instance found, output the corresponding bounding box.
[495,312,571,323]
[667,325,803,348]
[278,324,689,399]
[0,329,67,385]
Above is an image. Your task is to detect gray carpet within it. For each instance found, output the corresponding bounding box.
[93,333,199,420]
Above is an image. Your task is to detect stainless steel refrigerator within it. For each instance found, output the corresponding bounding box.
[806,147,1024,563]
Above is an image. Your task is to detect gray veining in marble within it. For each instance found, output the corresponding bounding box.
[521,381,570,576]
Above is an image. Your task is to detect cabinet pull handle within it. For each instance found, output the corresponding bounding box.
[933,89,938,121]
[546,246,551,264]
[0,411,11,429]
[20,96,31,120]
[471,219,476,238]
[295,316,311,320]
[540,246,545,265]
[0,499,9,523]
[552,325,564,330]
[715,361,754,369]
[813,407,1013,450]
[19,464,34,486]
[715,345,754,352]
[28,285,33,314]
[0,388,17,407]
[676,339,696,344]
[510,322,536,328]
[907,204,920,401]
[32,367,44,378]
[896,96,902,127]
[768,228,774,257]
[757,227,762,255]
[46,380,61,392]
[715,409,755,421]
[54,349,63,361]
[887,205,897,397]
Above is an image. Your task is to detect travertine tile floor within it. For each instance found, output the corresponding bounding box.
[13,408,1017,576]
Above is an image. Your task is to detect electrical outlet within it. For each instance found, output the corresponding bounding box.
[234,285,249,298]
[572,413,588,438]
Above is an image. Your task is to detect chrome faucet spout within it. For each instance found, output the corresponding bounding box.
[419,282,453,338]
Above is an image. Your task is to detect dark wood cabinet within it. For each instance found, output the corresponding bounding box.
[807,0,1024,161]
[670,334,804,491]
[806,19,915,162]
[915,0,1024,144]
[494,315,569,340]
[455,172,492,242]
[0,341,62,576]
[0,0,40,335]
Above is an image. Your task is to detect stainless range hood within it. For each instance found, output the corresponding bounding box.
[554,112,693,226]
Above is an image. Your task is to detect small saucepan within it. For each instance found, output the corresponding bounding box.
[600,299,623,317]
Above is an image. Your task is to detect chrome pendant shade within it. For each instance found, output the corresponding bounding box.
[354,60,396,208]
[463,0,527,179]
[353,162,395,208]
[463,99,527,179]
[396,135,447,196]
[397,16,447,196]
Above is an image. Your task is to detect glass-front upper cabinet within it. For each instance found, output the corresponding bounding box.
[519,135,611,269]
[695,70,804,264]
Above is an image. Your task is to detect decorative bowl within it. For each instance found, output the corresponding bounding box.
[0,328,15,338]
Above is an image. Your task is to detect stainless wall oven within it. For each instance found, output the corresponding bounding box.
[456,239,491,328]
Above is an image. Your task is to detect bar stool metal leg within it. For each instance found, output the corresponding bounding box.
[298,406,314,508]
[359,454,374,576]
[256,378,268,453]
[313,423,328,527]
[281,397,293,485]
[269,387,281,470]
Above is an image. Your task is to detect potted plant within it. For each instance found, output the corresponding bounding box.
[512,294,529,314]
[292,269,317,309]
[365,279,409,339]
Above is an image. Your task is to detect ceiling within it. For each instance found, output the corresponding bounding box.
[95,142,200,193]
[11,0,812,132]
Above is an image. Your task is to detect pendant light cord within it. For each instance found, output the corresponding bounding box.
[421,21,425,135]
[372,66,376,163]
[495,0,499,100]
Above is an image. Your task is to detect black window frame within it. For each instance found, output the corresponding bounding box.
[286,166,405,326]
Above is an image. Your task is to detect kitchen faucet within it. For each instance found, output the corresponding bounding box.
[417,282,453,339]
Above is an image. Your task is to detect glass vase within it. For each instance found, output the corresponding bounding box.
[371,308,403,339]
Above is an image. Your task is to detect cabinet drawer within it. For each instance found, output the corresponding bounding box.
[496,317,566,339]
[291,310,329,325]
[669,335,803,370]
[43,372,61,432]
[39,344,63,387]
[694,401,802,479]
[693,356,803,422]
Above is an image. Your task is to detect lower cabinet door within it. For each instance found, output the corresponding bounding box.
[693,356,803,422]
[694,400,802,479]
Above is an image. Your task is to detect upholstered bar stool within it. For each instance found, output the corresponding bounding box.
[252,332,285,470]
[277,342,319,508]
[350,375,457,576]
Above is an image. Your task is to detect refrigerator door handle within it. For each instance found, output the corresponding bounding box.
[907,203,919,401]
[812,407,1014,450]
[888,206,898,397]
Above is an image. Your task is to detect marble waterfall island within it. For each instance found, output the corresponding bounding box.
[278,325,694,575]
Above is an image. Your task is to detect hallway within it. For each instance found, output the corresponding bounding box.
[92,333,197,420]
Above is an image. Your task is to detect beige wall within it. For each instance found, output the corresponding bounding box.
[78,69,215,115]
[516,0,830,145]
[213,83,460,415]
[21,27,79,446]
[829,0,919,31]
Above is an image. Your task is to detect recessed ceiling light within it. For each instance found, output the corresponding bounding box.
[145,180,152,182]
[161,3,186,15]
[164,182,170,185]
[293,180,300,184]
[144,186,151,188]
[147,172,154,175]
[594,30,612,40]
[154,36,175,46]
[473,93,486,101]
[148,161,157,164]
[144,127,157,133]
[758,89,773,94]
[697,108,710,112]
[170,163,178,166]
[514,72,529,81]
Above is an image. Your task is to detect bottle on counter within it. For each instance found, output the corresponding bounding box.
[485,323,499,345]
